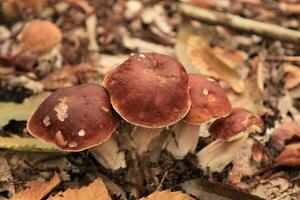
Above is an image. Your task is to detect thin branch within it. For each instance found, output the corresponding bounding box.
[180,3,300,44]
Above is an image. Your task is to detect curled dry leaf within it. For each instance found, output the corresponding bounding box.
[269,121,300,151]
[176,24,244,93]
[276,143,300,166]
[48,178,111,200]
[12,173,60,200]
[139,190,195,200]
[283,63,300,89]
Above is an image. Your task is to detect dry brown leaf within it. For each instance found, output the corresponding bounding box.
[140,190,195,200]
[283,63,300,89]
[226,75,263,114]
[176,25,244,93]
[270,121,300,151]
[212,47,247,70]
[12,173,60,200]
[276,143,300,166]
[48,178,111,200]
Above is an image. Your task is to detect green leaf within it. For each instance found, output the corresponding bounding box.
[0,137,64,153]
[0,92,50,128]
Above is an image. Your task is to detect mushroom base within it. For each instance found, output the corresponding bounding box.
[166,122,201,159]
[89,135,126,170]
[132,127,163,155]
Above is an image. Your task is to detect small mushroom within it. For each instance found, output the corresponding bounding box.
[20,20,62,54]
[104,53,191,155]
[27,83,126,170]
[196,108,264,172]
[166,74,232,159]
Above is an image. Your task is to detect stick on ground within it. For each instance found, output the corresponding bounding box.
[180,3,300,44]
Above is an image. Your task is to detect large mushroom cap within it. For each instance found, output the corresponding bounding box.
[184,74,232,124]
[27,83,119,151]
[209,108,264,140]
[21,20,62,54]
[103,53,191,128]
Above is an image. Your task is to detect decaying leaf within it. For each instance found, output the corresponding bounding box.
[283,63,300,89]
[139,190,195,200]
[270,121,300,151]
[12,173,60,200]
[181,179,263,200]
[276,143,300,166]
[0,92,49,128]
[0,153,15,197]
[251,177,300,200]
[277,94,300,122]
[176,24,244,93]
[48,178,111,200]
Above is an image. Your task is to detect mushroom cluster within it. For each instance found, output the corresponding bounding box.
[27,52,263,172]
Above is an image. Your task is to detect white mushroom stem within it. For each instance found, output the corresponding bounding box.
[131,127,163,155]
[166,122,203,159]
[196,131,249,173]
[89,135,126,170]
[86,14,99,51]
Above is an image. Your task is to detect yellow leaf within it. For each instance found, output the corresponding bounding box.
[48,178,111,200]
[140,190,195,200]
[0,92,50,128]
[176,24,245,93]
[12,173,61,200]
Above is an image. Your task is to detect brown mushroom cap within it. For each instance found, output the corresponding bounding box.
[103,53,191,128]
[209,108,264,140]
[27,83,119,151]
[21,20,62,54]
[183,74,232,124]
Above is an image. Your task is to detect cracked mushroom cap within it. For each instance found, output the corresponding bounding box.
[21,20,62,54]
[103,53,191,128]
[183,74,232,124]
[27,83,119,151]
[209,108,264,140]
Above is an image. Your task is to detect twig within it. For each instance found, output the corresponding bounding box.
[179,3,300,44]
[266,55,300,62]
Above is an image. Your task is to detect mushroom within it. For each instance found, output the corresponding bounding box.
[19,20,62,54]
[103,53,191,155]
[27,83,126,170]
[166,74,232,159]
[196,108,264,172]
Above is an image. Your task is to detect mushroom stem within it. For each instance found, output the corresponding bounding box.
[89,134,126,170]
[166,122,201,159]
[132,127,163,155]
[196,131,249,173]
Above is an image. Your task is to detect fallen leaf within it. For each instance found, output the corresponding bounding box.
[176,24,244,93]
[12,173,60,200]
[139,190,195,200]
[0,137,63,152]
[181,179,263,200]
[0,153,15,197]
[226,74,263,114]
[276,143,300,166]
[48,178,111,200]
[269,121,300,151]
[212,47,247,70]
[283,63,300,89]
[0,92,49,128]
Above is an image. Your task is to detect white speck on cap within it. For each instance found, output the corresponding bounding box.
[78,129,86,137]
